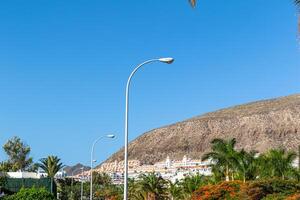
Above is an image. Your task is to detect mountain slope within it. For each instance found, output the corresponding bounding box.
[104,94,300,165]
[64,163,90,176]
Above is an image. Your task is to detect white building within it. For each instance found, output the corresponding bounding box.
[7,170,66,179]
[95,155,212,184]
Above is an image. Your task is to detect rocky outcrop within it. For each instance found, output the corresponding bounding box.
[103,94,300,165]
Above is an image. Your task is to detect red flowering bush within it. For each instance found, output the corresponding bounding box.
[191,179,300,200]
[285,193,300,200]
[191,181,244,200]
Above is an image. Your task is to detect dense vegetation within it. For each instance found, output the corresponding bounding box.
[2,188,55,200]
[0,135,299,200]
[0,137,63,198]
[65,137,300,200]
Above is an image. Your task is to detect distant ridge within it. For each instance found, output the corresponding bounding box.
[103,94,300,165]
[64,163,90,176]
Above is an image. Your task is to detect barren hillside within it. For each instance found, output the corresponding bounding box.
[103,94,300,165]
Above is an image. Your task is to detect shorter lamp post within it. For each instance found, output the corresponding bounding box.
[90,134,115,200]
[71,167,84,199]
[80,167,84,200]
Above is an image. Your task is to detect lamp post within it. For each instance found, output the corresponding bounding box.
[123,58,174,200]
[80,167,84,200]
[71,167,84,200]
[90,134,115,200]
[71,167,84,199]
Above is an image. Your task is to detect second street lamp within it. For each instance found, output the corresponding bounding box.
[123,57,174,200]
[71,167,84,199]
[90,134,115,200]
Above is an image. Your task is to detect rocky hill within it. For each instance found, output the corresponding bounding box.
[64,163,90,176]
[103,94,300,165]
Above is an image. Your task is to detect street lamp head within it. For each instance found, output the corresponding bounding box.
[106,134,115,139]
[158,57,174,64]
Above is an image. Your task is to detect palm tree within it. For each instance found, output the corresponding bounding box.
[258,149,297,180]
[179,174,206,199]
[138,172,168,200]
[202,138,238,181]
[235,150,258,182]
[189,1,300,8]
[189,0,196,7]
[168,181,183,200]
[92,172,112,186]
[128,178,145,200]
[39,155,64,193]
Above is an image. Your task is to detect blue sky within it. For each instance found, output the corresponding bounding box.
[0,0,299,166]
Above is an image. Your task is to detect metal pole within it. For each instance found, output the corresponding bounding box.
[123,59,161,200]
[81,167,84,200]
[90,151,93,200]
[71,167,83,198]
[90,134,115,200]
[90,136,103,200]
[71,171,74,198]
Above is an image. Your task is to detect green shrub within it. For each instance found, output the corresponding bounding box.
[262,193,287,200]
[245,179,300,199]
[3,187,55,200]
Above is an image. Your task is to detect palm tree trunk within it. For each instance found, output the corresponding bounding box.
[226,165,229,181]
[298,145,300,170]
[50,177,53,194]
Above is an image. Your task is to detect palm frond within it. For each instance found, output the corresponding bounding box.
[189,0,196,7]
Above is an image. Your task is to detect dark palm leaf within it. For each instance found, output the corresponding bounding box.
[189,0,196,7]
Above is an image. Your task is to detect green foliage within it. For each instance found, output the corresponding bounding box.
[137,172,168,200]
[0,175,7,187]
[2,137,34,172]
[245,179,300,199]
[258,149,297,180]
[38,156,64,178]
[95,184,123,200]
[168,181,183,200]
[235,150,259,182]
[262,193,287,200]
[3,187,55,200]
[202,138,238,181]
[179,174,208,199]
[202,138,299,183]
[92,172,112,186]
[59,181,90,200]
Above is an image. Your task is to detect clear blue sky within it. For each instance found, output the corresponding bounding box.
[0,0,299,166]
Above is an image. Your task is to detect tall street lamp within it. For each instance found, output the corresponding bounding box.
[123,57,174,200]
[90,134,115,200]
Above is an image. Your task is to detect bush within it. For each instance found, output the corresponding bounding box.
[191,179,300,200]
[191,180,244,200]
[3,187,55,200]
[285,193,300,200]
[262,193,287,200]
[244,179,300,200]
